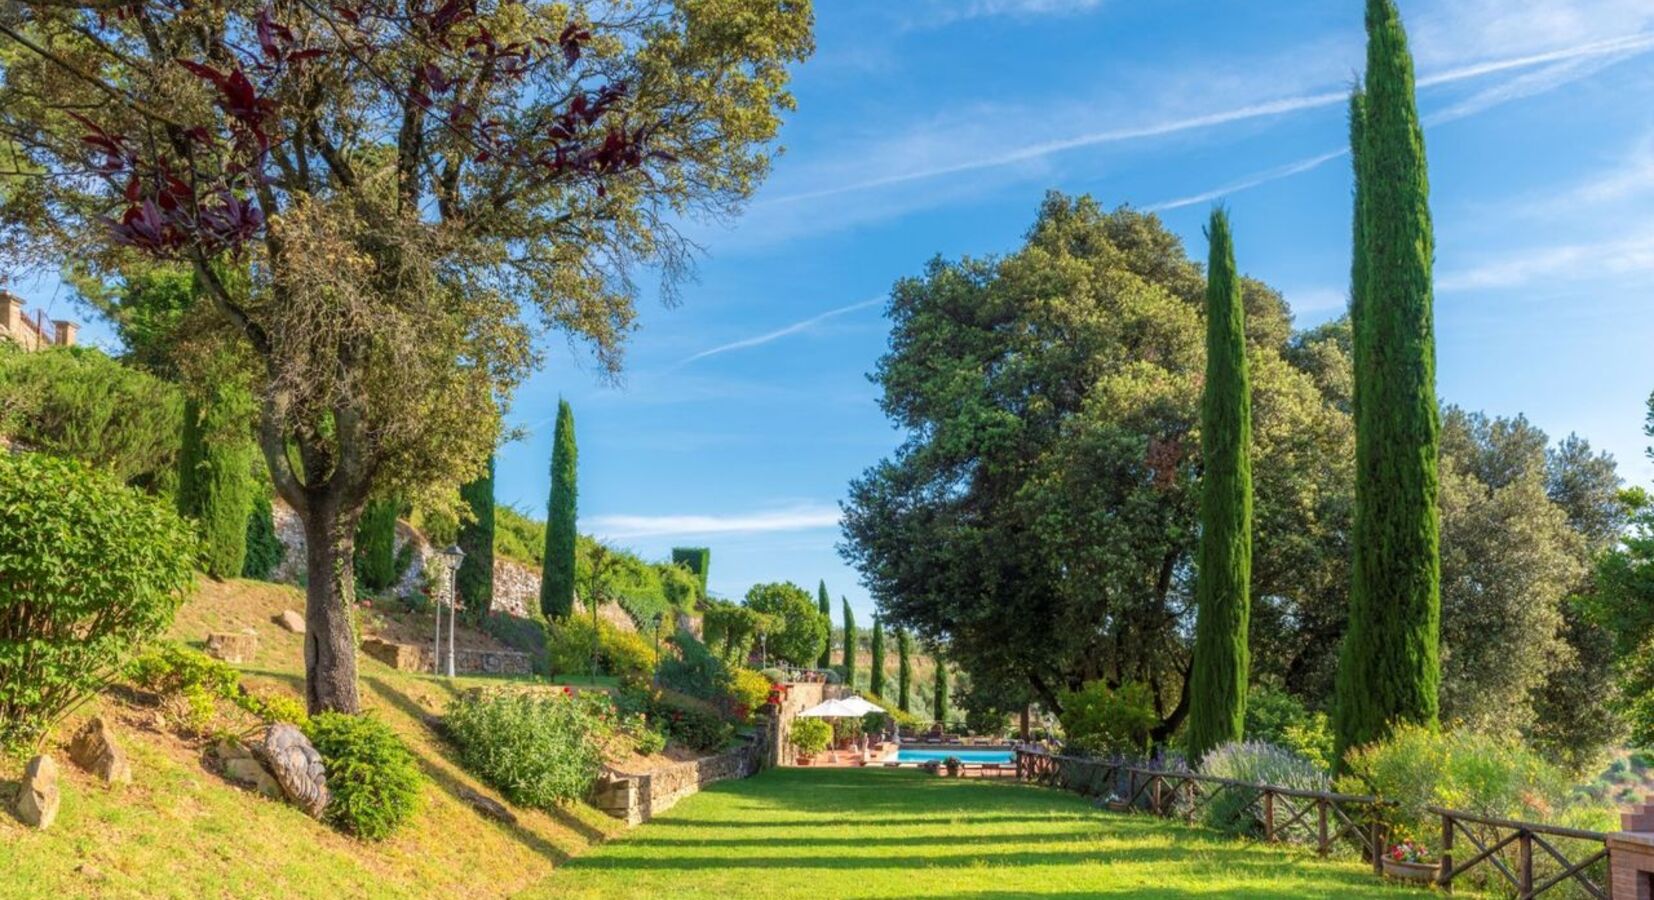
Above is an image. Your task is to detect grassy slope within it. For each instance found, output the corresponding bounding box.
[539,768,1430,900]
[0,578,625,899]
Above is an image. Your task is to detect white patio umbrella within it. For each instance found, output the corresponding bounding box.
[839,695,885,716]
[797,698,867,718]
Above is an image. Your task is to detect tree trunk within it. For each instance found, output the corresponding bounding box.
[301,494,362,715]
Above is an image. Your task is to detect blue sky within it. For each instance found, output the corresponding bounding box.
[14,0,1654,618]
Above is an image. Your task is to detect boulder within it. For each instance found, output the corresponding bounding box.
[214,739,283,800]
[457,786,517,825]
[68,717,132,785]
[14,755,60,829]
[255,723,329,818]
[273,610,305,634]
[205,631,257,664]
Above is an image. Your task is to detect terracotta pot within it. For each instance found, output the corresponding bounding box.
[1381,858,1439,885]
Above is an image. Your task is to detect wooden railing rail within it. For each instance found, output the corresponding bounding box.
[1428,805,1609,899]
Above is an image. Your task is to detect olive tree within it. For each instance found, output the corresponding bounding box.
[0,0,813,712]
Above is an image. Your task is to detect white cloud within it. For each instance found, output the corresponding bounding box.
[1438,229,1654,292]
[678,297,883,365]
[1147,149,1350,213]
[907,0,1105,28]
[586,505,843,539]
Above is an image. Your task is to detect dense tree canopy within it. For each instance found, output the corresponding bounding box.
[744,581,826,667]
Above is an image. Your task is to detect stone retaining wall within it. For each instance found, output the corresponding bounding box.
[592,737,761,825]
[359,637,533,677]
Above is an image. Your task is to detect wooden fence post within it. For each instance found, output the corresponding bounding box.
[1371,821,1386,876]
[1263,791,1276,843]
[1518,831,1533,897]
[1151,775,1163,816]
[1438,811,1453,891]
[1316,799,1329,856]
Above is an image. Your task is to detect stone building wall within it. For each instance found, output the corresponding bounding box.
[766,681,846,768]
[592,736,762,826]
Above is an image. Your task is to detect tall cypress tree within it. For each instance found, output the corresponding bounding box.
[841,598,857,688]
[897,629,913,713]
[455,455,495,618]
[932,660,949,725]
[869,617,886,698]
[354,497,400,592]
[1335,0,1442,763]
[177,387,254,579]
[1185,208,1254,764]
[242,493,285,580]
[541,399,577,620]
[816,580,833,668]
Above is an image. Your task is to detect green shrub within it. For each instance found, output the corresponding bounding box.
[728,667,772,721]
[654,694,734,753]
[305,712,422,840]
[633,726,667,756]
[354,497,401,592]
[1199,741,1329,838]
[671,547,710,596]
[456,457,495,616]
[0,453,196,749]
[127,642,241,698]
[241,494,286,580]
[546,616,657,686]
[244,690,310,728]
[657,629,729,702]
[177,389,255,579]
[703,600,772,665]
[494,505,547,567]
[0,345,183,486]
[1056,680,1158,758]
[790,718,831,756]
[445,688,608,808]
[1243,685,1334,771]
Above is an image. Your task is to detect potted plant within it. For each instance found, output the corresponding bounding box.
[1381,839,1439,884]
[919,760,941,775]
[1101,792,1131,813]
[943,755,963,777]
[791,718,832,765]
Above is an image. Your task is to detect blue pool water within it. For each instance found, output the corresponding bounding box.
[893,748,1014,765]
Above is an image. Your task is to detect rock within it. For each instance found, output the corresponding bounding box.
[205,631,257,664]
[68,717,132,785]
[457,786,517,825]
[255,723,328,818]
[14,755,60,829]
[273,610,305,634]
[223,757,284,800]
[76,862,104,881]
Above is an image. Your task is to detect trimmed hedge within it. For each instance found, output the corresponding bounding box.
[305,712,423,841]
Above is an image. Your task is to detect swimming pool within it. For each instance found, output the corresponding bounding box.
[892,748,1014,765]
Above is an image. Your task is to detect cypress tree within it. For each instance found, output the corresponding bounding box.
[897,630,913,713]
[242,493,285,580]
[841,598,857,688]
[455,455,495,618]
[869,617,886,698]
[932,660,949,725]
[1334,0,1442,763]
[177,387,254,579]
[816,580,832,669]
[541,399,577,620]
[1185,207,1254,764]
[671,547,710,598]
[354,497,400,592]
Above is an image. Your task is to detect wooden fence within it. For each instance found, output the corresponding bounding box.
[1432,806,1609,899]
[1015,750,1389,868]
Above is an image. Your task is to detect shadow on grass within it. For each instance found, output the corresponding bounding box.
[362,675,609,860]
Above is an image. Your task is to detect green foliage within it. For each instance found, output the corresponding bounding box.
[480,611,549,676]
[790,718,832,756]
[354,497,401,592]
[727,667,772,721]
[456,456,495,616]
[241,494,286,580]
[545,616,657,686]
[1056,681,1157,758]
[671,547,710,597]
[126,642,309,732]
[176,387,255,578]
[745,582,828,667]
[633,726,667,756]
[494,505,546,567]
[1243,685,1333,771]
[1580,494,1654,747]
[1199,742,1329,838]
[0,344,183,487]
[702,598,772,665]
[897,630,913,713]
[542,400,577,620]
[655,695,734,753]
[1186,208,1253,765]
[816,581,832,669]
[657,629,730,703]
[1336,0,1442,762]
[304,712,422,841]
[445,689,609,808]
[869,618,886,698]
[1337,724,1590,846]
[841,597,857,687]
[0,452,196,749]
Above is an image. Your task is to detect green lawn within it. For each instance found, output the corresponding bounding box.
[536,768,1428,899]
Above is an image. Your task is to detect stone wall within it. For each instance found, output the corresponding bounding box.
[766,681,846,768]
[592,736,762,826]
[360,637,533,677]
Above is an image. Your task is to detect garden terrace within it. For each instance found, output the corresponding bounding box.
[538,767,1428,899]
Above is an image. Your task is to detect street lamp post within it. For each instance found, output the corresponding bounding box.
[439,544,465,677]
